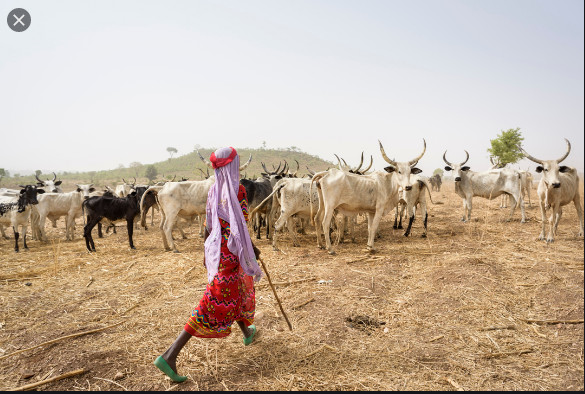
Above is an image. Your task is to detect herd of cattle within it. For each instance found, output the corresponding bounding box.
[1,139,583,254]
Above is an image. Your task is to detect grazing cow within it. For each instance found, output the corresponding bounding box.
[443,151,526,223]
[392,175,433,237]
[0,185,45,252]
[429,174,442,192]
[31,184,97,241]
[519,139,583,242]
[82,186,147,251]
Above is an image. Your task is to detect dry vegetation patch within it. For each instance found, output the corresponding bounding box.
[0,183,583,390]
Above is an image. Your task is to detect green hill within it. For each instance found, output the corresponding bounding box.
[2,148,336,190]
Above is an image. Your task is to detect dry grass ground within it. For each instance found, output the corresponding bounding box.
[0,182,583,391]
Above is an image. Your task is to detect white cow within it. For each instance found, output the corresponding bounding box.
[0,185,45,251]
[311,139,426,254]
[34,172,64,229]
[31,184,96,241]
[393,175,433,237]
[443,151,526,223]
[519,139,583,242]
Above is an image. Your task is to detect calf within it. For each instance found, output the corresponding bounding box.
[393,175,433,237]
[82,187,147,251]
[519,139,583,242]
[0,185,45,252]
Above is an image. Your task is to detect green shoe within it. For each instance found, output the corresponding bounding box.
[154,356,187,383]
[243,325,257,346]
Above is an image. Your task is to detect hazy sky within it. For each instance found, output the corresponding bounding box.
[1,0,583,176]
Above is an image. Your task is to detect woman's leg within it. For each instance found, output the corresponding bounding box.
[161,329,192,373]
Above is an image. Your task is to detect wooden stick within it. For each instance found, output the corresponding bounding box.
[86,276,94,288]
[257,257,292,331]
[481,348,533,358]
[93,376,128,391]
[0,321,124,361]
[256,277,316,289]
[292,297,315,310]
[520,318,584,325]
[7,368,85,391]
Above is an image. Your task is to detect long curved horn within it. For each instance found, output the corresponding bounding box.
[279,161,288,175]
[306,166,315,176]
[35,173,44,183]
[198,168,206,178]
[133,177,137,185]
[171,175,176,182]
[361,155,373,173]
[490,156,495,165]
[517,145,542,165]
[239,154,252,171]
[379,140,397,166]
[122,178,127,184]
[197,150,213,169]
[557,138,571,163]
[261,162,269,174]
[334,154,343,170]
[461,150,470,166]
[274,162,282,175]
[408,139,427,166]
[52,172,57,181]
[442,151,452,167]
[294,159,300,172]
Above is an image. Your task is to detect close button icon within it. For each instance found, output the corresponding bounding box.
[7,8,31,32]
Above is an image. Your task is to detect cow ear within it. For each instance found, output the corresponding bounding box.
[37,189,45,194]
[130,191,137,196]
[384,166,395,173]
[89,187,96,192]
[444,166,452,171]
[55,180,62,186]
[559,166,571,173]
[411,168,422,174]
[20,188,26,194]
[461,166,470,171]
[36,182,44,186]
[535,166,543,173]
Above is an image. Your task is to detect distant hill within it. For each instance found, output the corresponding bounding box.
[1,148,336,190]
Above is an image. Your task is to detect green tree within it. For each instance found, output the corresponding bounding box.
[145,165,158,182]
[129,161,143,177]
[487,128,524,165]
[167,147,178,160]
[433,168,444,177]
[35,169,42,177]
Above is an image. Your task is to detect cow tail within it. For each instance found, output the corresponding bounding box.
[420,179,434,204]
[140,188,157,228]
[310,172,326,226]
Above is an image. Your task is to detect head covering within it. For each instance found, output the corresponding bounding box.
[204,147,262,283]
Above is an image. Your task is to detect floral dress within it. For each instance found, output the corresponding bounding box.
[184,184,255,338]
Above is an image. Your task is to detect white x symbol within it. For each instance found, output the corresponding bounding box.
[13,14,26,27]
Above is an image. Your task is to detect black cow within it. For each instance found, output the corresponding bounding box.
[0,185,45,252]
[240,177,275,239]
[82,187,147,251]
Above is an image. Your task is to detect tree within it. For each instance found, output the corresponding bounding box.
[487,128,524,166]
[145,165,158,182]
[167,147,178,160]
[261,141,267,150]
[35,169,42,177]
[129,162,143,177]
[433,168,444,177]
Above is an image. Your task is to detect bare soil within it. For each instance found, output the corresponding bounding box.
[0,182,583,391]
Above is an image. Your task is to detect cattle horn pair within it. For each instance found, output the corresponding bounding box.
[379,139,427,167]
[197,150,252,171]
[35,172,57,184]
[442,150,469,167]
[518,138,571,165]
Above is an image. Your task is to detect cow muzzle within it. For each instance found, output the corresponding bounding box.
[405,185,412,191]
[552,182,561,188]
[455,177,461,182]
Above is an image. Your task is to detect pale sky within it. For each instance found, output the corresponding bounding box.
[1,0,583,176]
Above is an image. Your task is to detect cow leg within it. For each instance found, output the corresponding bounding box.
[366,212,382,253]
[322,207,336,254]
[13,226,20,252]
[163,210,179,252]
[22,225,28,249]
[393,207,399,229]
[83,218,100,252]
[150,207,155,227]
[553,208,563,236]
[159,208,171,251]
[398,204,405,229]
[51,218,58,228]
[546,205,558,243]
[0,225,8,240]
[97,222,103,238]
[127,218,136,249]
[573,194,584,237]
[404,203,415,237]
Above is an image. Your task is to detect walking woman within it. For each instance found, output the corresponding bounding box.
[154,147,263,383]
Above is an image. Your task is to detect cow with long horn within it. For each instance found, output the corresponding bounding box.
[518,139,583,242]
[443,150,526,223]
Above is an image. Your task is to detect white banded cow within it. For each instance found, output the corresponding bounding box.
[519,139,583,242]
[392,175,433,237]
[0,185,45,252]
[443,151,526,223]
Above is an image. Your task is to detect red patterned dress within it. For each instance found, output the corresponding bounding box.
[184,184,255,338]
